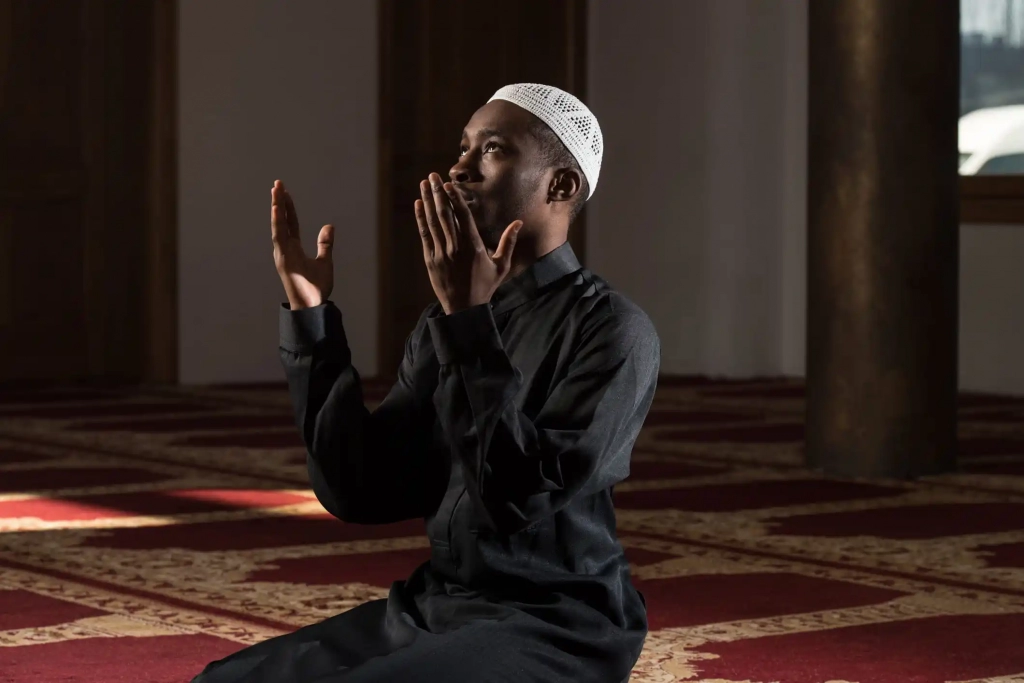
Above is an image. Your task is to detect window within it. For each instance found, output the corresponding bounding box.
[960,0,1024,222]
[978,153,1024,174]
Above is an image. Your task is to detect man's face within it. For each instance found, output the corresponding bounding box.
[448,100,548,251]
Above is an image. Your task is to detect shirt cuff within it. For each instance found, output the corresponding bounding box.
[279,301,347,354]
[426,303,504,365]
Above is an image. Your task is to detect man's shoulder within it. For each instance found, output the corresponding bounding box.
[575,270,660,348]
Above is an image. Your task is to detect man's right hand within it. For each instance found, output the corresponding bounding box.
[271,180,334,310]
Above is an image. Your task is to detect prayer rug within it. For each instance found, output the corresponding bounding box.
[1,377,1023,682]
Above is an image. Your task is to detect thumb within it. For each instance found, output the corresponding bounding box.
[316,224,334,260]
[491,221,522,271]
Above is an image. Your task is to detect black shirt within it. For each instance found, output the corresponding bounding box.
[276,241,661,682]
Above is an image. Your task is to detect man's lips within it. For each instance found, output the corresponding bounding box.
[452,186,477,205]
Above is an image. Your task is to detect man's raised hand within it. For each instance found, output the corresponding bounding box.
[414,173,522,315]
[271,180,334,310]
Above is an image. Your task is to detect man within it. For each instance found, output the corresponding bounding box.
[193,83,660,683]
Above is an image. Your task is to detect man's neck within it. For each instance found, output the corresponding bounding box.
[507,230,568,280]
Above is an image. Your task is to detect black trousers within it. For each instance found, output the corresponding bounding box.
[191,598,632,683]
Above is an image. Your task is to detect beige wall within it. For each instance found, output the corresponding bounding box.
[177,0,1024,396]
[586,0,807,377]
[959,224,1024,394]
[178,0,378,384]
[587,0,1024,396]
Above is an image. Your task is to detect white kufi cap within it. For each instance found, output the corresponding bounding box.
[489,83,603,199]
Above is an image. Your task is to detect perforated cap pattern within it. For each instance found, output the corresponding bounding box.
[489,83,603,199]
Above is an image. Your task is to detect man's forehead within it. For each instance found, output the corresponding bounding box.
[461,100,535,139]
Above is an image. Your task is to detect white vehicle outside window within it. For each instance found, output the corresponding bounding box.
[959,105,1024,175]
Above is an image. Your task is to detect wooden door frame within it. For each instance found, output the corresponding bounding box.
[0,0,177,385]
[79,0,178,385]
[376,0,396,382]
[375,0,588,379]
[145,0,179,384]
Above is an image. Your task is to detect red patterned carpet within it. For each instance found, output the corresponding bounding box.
[1,376,1024,682]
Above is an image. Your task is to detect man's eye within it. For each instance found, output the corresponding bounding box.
[458,142,499,157]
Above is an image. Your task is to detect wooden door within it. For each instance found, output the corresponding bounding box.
[377,0,588,377]
[0,0,176,384]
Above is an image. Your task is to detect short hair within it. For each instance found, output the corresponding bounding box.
[528,118,590,225]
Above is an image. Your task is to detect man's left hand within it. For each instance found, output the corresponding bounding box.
[415,172,523,315]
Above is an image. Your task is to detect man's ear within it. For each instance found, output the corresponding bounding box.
[548,168,582,203]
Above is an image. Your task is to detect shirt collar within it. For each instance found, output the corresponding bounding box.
[491,241,582,314]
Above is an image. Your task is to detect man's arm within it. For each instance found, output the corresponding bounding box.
[426,300,660,535]
[280,301,439,525]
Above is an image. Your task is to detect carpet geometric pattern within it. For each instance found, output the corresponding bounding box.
[1,376,1023,682]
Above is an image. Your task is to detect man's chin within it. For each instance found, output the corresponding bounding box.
[473,216,501,250]
[478,233,501,253]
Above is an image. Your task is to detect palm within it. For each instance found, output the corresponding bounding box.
[271,180,334,309]
[276,236,332,302]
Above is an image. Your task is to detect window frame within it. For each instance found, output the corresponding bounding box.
[961,175,1024,224]
[959,3,1024,226]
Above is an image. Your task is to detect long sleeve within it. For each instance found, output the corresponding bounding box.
[426,301,660,535]
[279,301,441,525]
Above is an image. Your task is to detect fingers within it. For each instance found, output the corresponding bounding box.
[284,189,300,238]
[271,181,285,244]
[491,221,523,272]
[414,199,433,261]
[419,178,447,256]
[427,173,457,251]
[271,180,299,243]
[316,224,334,261]
[443,181,485,250]
[443,181,471,230]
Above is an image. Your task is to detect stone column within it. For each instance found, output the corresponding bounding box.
[806,0,960,478]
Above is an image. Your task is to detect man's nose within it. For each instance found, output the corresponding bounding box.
[449,162,473,184]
